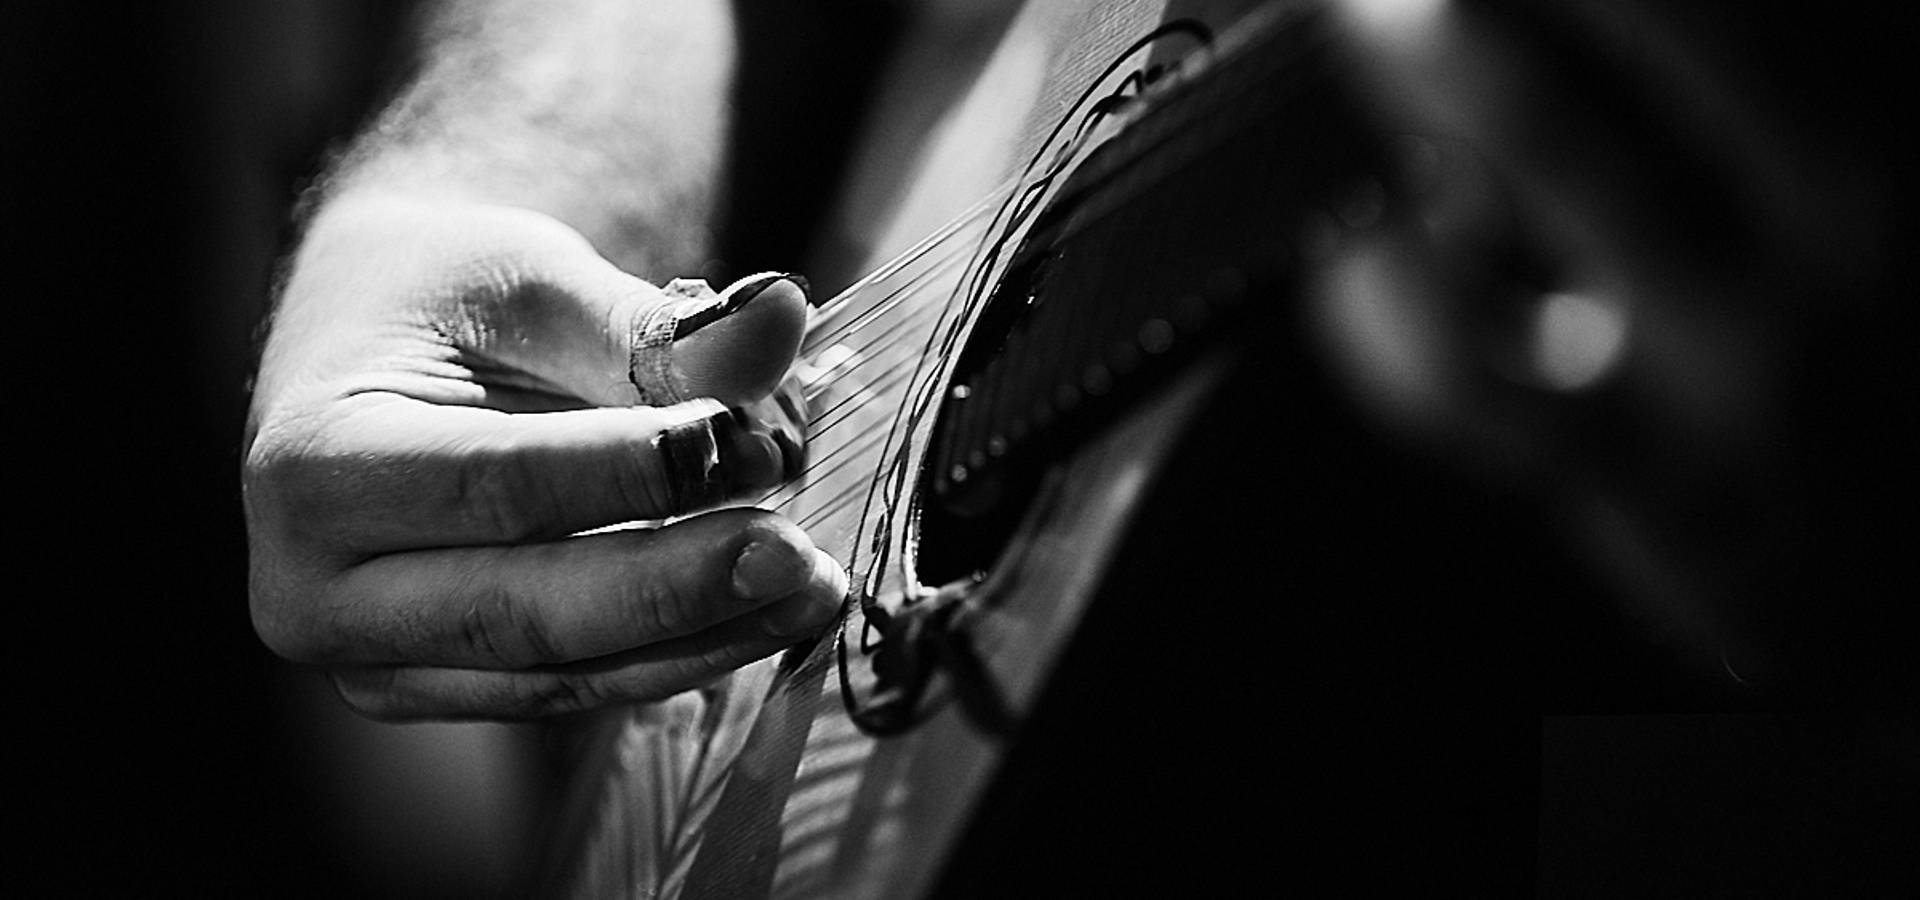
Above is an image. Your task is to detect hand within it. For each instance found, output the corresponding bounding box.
[244,192,847,720]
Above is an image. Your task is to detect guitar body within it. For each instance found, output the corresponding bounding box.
[538,2,1558,895]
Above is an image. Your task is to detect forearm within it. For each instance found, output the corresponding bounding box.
[319,0,736,277]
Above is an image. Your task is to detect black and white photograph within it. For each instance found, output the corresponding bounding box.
[12,1,1916,896]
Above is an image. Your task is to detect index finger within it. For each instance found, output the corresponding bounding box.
[249,393,792,556]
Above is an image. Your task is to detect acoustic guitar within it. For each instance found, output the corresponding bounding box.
[533,1,1575,895]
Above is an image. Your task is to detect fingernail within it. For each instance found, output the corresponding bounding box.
[728,272,809,307]
[732,539,810,601]
[673,272,813,339]
[761,550,847,635]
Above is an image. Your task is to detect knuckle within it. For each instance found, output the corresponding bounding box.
[248,587,306,662]
[616,572,697,642]
[241,413,331,544]
[246,545,336,664]
[530,670,607,716]
[245,400,408,555]
[459,576,566,666]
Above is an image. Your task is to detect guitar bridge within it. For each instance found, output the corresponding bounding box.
[842,573,1016,739]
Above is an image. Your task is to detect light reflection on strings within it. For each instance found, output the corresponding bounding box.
[740,19,1218,593]
[767,20,1220,728]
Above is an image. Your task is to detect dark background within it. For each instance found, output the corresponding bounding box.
[11,3,423,896]
[9,2,1916,897]
[9,3,897,896]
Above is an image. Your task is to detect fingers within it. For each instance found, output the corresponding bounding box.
[329,589,842,720]
[496,259,812,409]
[299,197,813,411]
[259,508,847,670]
[251,393,792,553]
[249,194,841,722]
[732,374,812,481]
[663,273,812,404]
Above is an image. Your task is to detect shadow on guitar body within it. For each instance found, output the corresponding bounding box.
[927,323,1596,896]
[931,251,1920,896]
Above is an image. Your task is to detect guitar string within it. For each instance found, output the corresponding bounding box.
[764,276,971,492]
[590,9,1353,867]
[832,20,1218,717]
[863,21,1216,574]
[732,29,1225,668]
[734,245,987,532]
[768,38,1194,485]
[798,246,972,364]
[795,10,1321,475]
[789,17,1218,451]
[802,296,954,410]
[585,11,1298,870]
[783,44,1187,451]
[764,29,1167,583]
[781,369,923,492]
[797,191,1007,342]
[576,20,1228,875]
[849,79,1102,592]
[646,18,1219,723]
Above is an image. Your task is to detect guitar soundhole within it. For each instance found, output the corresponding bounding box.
[914,254,1059,586]
[914,236,1251,587]
[846,6,1378,737]
[908,5,1364,586]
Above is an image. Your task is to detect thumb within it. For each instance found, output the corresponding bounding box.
[488,228,811,409]
[633,272,813,407]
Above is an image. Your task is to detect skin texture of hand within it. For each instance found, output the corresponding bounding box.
[244,192,847,720]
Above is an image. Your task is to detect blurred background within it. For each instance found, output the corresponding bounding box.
[9,2,490,896]
[7,1,1915,897]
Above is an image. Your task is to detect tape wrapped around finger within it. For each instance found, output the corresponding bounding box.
[628,277,721,406]
[627,273,813,407]
[650,401,744,512]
